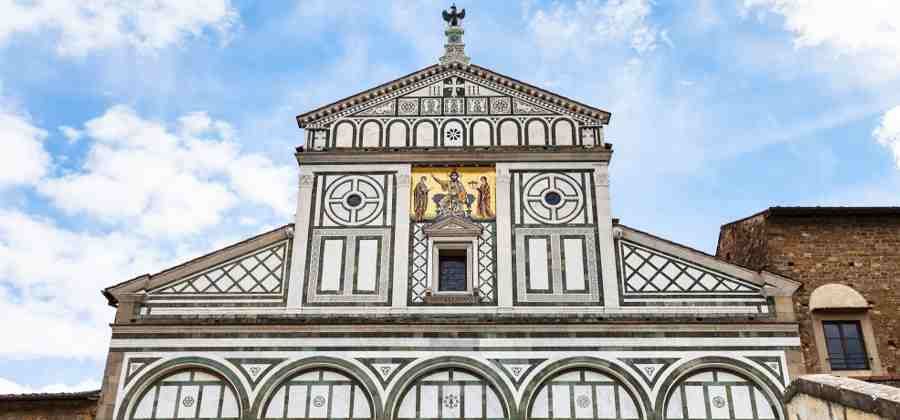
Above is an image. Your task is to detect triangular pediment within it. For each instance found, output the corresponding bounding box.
[423,215,483,237]
[102,225,294,306]
[613,224,779,308]
[296,63,610,129]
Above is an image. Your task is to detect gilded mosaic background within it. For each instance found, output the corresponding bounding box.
[410,166,496,221]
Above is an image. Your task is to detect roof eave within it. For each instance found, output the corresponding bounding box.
[100,224,295,302]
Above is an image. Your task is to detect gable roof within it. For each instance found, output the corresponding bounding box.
[724,206,900,226]
[0,390,100,402]
[615,222,799,296]
[102,224,294,306]
[295,62,612,129]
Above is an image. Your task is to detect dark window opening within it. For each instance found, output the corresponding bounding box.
[346,193,363,207]
[823,321,869,370]
[438,249,467,292]
[544,191,562,206]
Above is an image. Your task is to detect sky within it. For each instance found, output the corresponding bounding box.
[0,0,899,393]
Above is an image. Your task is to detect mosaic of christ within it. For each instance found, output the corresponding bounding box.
[410,167,496,221]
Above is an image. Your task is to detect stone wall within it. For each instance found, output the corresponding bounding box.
[716,211,769,270]
[784,375,900,419]
[0,391,98,420]
[718,210,900,376]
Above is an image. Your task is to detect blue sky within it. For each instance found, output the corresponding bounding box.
[1,0,899,392]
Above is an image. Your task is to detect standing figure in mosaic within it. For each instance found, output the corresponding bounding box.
[413,176,430,221]
[432,170,469,217]
[470,176,494,218]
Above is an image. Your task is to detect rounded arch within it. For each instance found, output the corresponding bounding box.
[525,118,550,146]
[521,357,650,420]
[386,119,411,147]
[332,120,356,148]
[654,357,784,420]
[386,356,518,420]
[497,118,521,146]
[552,119,576,146]
[251,356,383,420]
[117,357,249,420]
[470,118,494,146]
[810,283,869,311]
[440,118,467,146]
[414,120,439,147]
[359,119,383,148]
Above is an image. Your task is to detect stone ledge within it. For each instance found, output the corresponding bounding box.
[783,374,900,419]
[116,312,788,326]
[294,145,613,165]
[423,294,480,305]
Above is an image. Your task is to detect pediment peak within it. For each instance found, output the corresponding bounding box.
[296,64,610,128]
[423,215,483,237]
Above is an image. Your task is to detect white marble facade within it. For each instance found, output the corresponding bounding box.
[109,330,795,420]
[100,29,802,420]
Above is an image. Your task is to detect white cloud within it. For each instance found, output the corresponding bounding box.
[743,0,900,73]
[528,0,663,57]
[39,106,294,237]
[59,125,83,143]
[0,0,239,57]
[0,209,164,358]
[0,205,271,361]
[0,110,49,188]
[0,377,100,394]
[874,106,900,168]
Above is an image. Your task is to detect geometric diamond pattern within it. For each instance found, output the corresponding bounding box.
[154,241,288,295]
[409,223,429,304]
[476,221,497,304]
[620,241,759,294]
[408,221,497,304]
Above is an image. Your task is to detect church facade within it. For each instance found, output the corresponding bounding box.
[97,8,803,420]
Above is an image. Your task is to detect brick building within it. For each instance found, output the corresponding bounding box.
[717,207,900,383]
[0,390,99,420]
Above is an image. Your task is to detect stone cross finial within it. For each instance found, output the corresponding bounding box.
[439,4,470,65]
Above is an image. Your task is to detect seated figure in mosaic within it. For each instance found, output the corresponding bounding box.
[431,170,474,218]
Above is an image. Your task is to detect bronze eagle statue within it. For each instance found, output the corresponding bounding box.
[442,4,466,27]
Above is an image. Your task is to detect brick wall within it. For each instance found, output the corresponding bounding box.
[716,212,769,270]
[0,396,97,420]
[718,211,900,376]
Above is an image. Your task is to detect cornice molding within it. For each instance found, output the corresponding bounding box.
[295,63,611,128]
[295,145,612,165]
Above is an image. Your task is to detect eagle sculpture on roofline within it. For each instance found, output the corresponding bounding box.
[442,3,465,27]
